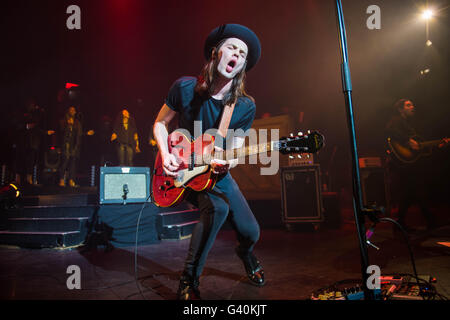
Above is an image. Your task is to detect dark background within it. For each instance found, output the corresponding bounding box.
[1,0,449,196]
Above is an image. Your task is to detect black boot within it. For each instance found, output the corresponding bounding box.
[236,249,265,286]
[177,273,201,300]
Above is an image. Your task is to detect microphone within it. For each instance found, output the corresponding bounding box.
[122,184,129,203]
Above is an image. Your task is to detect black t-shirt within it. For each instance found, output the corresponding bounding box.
[165,76,256,149]
[385,115,417,145]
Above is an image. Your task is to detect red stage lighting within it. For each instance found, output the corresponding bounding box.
[65,83,80,89]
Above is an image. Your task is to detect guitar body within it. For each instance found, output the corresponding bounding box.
[152,131,217,207]
[387,135,447,164]
[387,137,421,164]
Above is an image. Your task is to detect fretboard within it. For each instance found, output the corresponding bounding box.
[420,139,443,149]
[193,141,275,166]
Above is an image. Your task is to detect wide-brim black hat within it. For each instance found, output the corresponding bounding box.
[204,24,261,71]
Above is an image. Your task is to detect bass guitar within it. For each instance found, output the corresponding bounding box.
[152,130,324,207]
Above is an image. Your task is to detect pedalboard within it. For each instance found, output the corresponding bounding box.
[311,274,437,300]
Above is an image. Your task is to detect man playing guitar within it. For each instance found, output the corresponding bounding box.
[153,24,264,300]
[386,99,448,232]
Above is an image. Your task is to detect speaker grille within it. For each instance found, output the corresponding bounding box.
[104,173,147,200]
[281,165,323,222]
[99,167,150,204]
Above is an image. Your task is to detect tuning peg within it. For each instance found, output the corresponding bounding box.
[307,130,311,134]
[290,133,294,137]
[297,154,302,159]
[289,155,294,159]
[298,132,303,136]
[306,154,310,158]
[295,147,300,151]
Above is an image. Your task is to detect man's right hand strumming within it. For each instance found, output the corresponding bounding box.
[162,152,179,177]
[408,138,420,151]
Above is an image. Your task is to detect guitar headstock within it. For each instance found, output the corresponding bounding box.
[276,130,325,155]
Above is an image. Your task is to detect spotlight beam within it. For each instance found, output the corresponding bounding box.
[422,9,433,20]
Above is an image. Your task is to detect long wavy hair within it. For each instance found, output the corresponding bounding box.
[194,40,254,106]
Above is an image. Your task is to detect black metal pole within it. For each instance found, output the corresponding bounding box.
[334,0,374,300]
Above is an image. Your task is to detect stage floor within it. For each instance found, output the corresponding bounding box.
[1,214,449,300]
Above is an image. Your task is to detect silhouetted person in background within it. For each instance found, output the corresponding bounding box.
[18,98,54,185]
[98,115,114,166]
[111,109,140,166]
[59,107,82,187]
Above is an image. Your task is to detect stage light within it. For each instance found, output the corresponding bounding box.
[0,183,20,200]
[426,40,432,46]
[420,68,431,75]
[422,9,433,20]
[0,183,20,210]
[65,82,80,89]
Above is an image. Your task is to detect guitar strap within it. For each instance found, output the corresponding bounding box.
[217,102,236,139]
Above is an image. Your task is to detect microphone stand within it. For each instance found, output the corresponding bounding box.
[334,0,377,300]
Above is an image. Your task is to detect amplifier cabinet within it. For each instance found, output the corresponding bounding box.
[99,167,151,204]
[280,165,324,223]
[360,167,389,209]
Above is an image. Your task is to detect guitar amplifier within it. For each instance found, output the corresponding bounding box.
[280,165,324,223]
[99,167,151,204]
[360,166,389,209]
[287,153,314,166]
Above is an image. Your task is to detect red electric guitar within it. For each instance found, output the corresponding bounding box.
[152,130,324,207]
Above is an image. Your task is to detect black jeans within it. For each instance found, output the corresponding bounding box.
[60,155,77,181]
[391,163,436,229]
[183,172,260,279]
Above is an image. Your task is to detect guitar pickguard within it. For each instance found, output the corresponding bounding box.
[173,165,210,188]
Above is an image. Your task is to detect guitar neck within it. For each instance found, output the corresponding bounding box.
[195,141,276,165]
[420,139,443,149]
